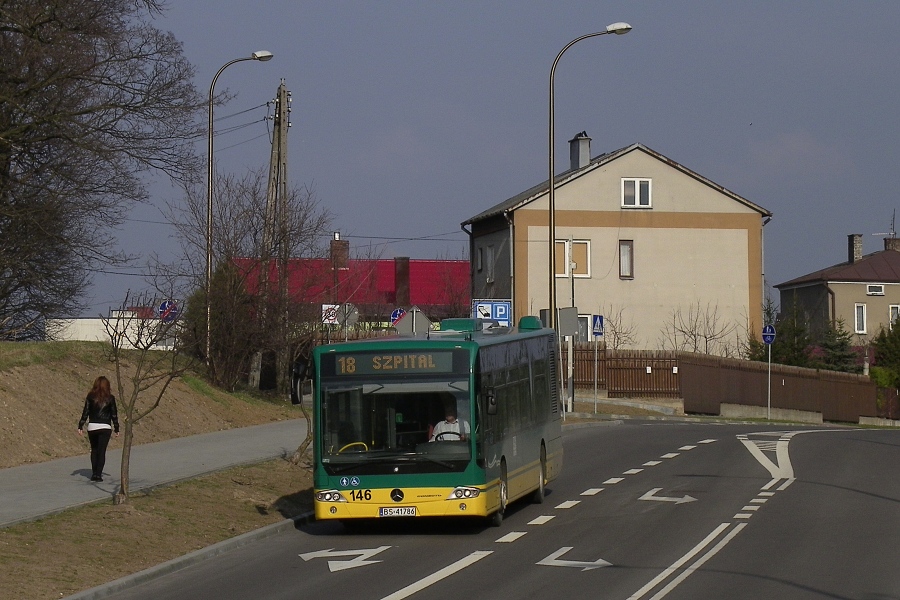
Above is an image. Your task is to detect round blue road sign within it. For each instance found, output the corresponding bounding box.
[158,300,179,323]
[762,324,776,345]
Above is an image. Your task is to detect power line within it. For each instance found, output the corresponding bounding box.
[214,103,268,123]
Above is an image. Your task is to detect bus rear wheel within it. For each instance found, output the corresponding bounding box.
[489,461,508,527]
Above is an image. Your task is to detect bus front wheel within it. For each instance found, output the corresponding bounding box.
[490,461,508,527]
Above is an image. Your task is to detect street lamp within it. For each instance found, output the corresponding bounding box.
[206,51,274,364]
[547,23,630,330]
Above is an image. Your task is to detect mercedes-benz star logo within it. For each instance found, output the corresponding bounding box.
[390,489,404,502]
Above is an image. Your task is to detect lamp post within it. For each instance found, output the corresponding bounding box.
[206,51,274,365]
[547,23,630,330]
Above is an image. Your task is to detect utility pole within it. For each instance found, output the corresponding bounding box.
[250,79,292,390]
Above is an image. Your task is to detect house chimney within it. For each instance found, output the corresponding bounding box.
[568,131,591,171]
[394,257,410,307]
[884,237,900,252]
[330,233,350,269]
[848,233,863,263]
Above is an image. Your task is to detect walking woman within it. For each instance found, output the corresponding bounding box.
[77,376,119,482]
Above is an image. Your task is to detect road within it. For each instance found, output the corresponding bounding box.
[103,421,900,599]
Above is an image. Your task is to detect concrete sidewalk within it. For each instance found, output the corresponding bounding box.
[0,418,308,528]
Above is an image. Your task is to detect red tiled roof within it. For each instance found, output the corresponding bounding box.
[234,257,470,308]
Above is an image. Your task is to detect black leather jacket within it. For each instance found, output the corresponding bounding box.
[78,396,119,432]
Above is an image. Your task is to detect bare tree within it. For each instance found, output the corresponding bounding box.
[170,168,333,390]
[102,290,193,504]
[659,300,739,356]
[0,1,205,338]
[596,303,638,350]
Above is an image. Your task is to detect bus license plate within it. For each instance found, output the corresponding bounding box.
[379,507,416,517]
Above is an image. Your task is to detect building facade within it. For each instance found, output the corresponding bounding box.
[463,135,772,350]
[776,234,900,342]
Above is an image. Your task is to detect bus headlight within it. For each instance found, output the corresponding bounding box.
[447,487,481,499]
[316,490,348,503]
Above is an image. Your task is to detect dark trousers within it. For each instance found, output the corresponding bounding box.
[87,429,112,478]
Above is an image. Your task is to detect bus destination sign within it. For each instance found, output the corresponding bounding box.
[334,351,455,376]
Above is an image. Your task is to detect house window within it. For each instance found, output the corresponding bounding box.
[891,305,900,330]
[619,240,634,279]
[622,178,651,208]
[855,303,867,334]
[476,247,483,272]
[554,240,590,278]
[867,284,885,296]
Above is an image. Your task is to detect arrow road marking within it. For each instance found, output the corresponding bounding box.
[639,488,697,505]
[300,546,393,572]
[537,547,612,571]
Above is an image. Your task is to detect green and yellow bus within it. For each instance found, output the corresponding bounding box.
[308,315,563,526]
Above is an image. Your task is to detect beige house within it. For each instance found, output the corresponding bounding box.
[462,135,772,350]
[776,234,900,342]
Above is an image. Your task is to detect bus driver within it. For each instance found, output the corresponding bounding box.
[430,405,470,442]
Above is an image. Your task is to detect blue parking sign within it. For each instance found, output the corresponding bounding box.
[493,303,509,322]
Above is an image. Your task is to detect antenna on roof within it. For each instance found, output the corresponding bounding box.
[873,209,896,239]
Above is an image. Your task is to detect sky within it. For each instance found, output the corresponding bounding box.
[83,0,900,317]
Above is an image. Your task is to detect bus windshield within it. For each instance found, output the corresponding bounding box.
[320,378,473,475]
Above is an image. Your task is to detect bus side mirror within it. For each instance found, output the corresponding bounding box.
[291,359,310,405]
[486,388,497,415]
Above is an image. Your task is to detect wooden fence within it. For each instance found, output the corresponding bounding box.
[565,344,885,423]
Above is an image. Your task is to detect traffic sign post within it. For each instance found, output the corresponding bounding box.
[592,315,604,413]
[762,324,776,420]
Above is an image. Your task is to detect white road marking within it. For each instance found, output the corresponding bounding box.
[495,531,527,543]
[741,505,760,511]
[537,547,612,571]
[750,498,767,504]
[581,488,604,496]
[759,491,775,496]
[647,523,748,599]
[698,439,717,444]
[528,515,555,525]
[380,551,493,600]
[604,477,625,484]
[661,453,679,459]
[300,546,393,572]
[639,488,697,505]
[556,500,581,509]
[739,435,794,480]
[624,468,644,475]
[679,445,697,451]
[627,523,731,599]
[643,460,662,466]
[778,478,795,491]
[734,513,753,519]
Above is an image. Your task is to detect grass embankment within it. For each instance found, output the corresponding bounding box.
[0,340,313,599]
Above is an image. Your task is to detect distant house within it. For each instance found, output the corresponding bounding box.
[237,238,470,326]
[775,234,900,341]
[462,134,772,349]
[46,307,176,349]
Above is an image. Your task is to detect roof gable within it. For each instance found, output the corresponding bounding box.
[463,142,771,226]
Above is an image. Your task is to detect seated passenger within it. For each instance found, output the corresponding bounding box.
[430,405,470,442]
